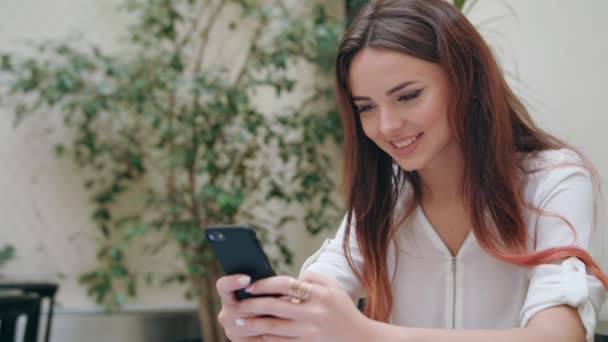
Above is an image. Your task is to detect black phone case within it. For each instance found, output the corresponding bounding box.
[206,225,276,300]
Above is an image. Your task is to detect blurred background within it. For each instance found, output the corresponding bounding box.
[0,0,607,341]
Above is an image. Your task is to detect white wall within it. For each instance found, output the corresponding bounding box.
[0,0,152,310]
[0,0,331,315]
[466,0,608,327]
[0,0,197,308]
[467,0,608,269]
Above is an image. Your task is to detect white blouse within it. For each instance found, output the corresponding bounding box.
[301,149,606,342]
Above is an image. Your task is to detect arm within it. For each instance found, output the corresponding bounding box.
[367,304,585,342]
[299,214,366,300]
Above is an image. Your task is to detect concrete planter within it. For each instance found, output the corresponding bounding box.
[21,306,201,342]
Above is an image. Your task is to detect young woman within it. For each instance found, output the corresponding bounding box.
[215,0,608,341]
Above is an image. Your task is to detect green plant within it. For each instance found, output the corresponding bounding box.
[454,0,469,11]
[0,0,343,340]
[0,245,15,269]
[346,0,369,25]
[346,0,471,16]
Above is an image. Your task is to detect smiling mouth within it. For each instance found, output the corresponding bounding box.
[391,133,423,149]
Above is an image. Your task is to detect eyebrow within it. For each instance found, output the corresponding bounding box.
[352,81,419,102]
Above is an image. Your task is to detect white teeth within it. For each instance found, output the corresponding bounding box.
[393,134,420,149]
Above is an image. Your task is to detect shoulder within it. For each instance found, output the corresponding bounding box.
[521,148,585,171]
[521,148,595,207]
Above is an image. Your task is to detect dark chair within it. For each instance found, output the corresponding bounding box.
[0,282,58,342]
[0,293,41,342]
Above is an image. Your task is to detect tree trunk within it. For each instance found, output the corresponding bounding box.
[195,270,228,342]
[197,289,215,342]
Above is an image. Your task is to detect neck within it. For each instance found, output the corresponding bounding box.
[418,142,465,205]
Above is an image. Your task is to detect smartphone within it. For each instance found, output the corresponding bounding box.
[206,224,277,300]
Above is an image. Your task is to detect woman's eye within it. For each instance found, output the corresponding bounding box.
[356,104,375,113]
[398,90,423,102]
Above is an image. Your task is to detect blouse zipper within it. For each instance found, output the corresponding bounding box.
[451,256,457,329]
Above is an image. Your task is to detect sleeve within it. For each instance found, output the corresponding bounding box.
[299,214,366,301]
[519,163,607,342]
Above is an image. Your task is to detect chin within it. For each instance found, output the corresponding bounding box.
[394,157,427,172]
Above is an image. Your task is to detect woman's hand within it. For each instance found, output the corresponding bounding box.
[216,274,268,341]
[220,272,376,342]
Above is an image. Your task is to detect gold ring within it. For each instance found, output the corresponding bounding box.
[287,279,312,303]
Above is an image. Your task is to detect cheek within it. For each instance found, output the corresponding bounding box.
[413,100,450,134]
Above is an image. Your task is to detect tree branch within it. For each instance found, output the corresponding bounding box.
[193,0,228,74]
[177,0,210,51]
[235,12,271,86]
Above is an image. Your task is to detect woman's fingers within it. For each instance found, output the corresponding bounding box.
[244,275,292,295]
[235,316,303,338]
[245,275,323,300]
[217,274,341,341]
[237,296,302,320]
[217,274,251,304]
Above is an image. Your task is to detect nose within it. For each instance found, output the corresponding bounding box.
[378,107,404,137]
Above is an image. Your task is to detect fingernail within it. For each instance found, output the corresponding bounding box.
[235,318,245,326]
[245,285,254,293]
[238,276,251,286]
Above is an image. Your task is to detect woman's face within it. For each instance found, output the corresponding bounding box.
[349,47,459,172]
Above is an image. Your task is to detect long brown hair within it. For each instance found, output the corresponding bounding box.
[336,0,608,322]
